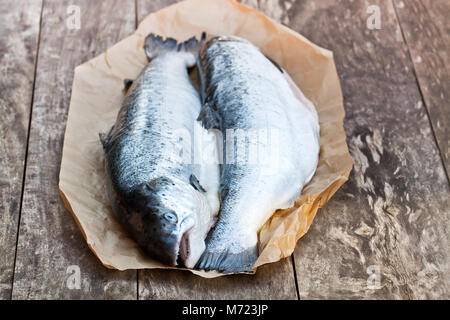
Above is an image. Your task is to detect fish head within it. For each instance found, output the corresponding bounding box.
[126,176,206,267]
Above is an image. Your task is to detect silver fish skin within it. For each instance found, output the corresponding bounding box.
[196,36,320,273]
[102,33,219,268]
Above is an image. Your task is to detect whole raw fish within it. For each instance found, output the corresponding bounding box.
[196,36,320,273]
[101,33,219,268]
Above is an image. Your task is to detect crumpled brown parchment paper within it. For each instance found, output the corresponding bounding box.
[59,0,353,278]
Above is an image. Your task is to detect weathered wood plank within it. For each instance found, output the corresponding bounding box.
[136,0,298,300]
[12,0,137,299]
[139,259,297,300]
[283,0,450,299]
[393,0,450,177]
[0,0,42,300]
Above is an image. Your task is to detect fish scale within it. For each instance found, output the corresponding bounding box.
[102,33,219,268]
[196,36,320,273]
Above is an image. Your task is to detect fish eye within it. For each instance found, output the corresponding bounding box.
[164,211,178,223]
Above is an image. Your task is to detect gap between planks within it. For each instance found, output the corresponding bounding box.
[9,0,45,300]
[391,0,450,184]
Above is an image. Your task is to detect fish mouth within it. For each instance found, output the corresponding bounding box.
[176,217,194,267]
[176,226,193,267]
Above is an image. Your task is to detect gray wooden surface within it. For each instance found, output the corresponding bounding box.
[288,0,450,299]
[11,0,137,300]
[393,0,449,177]
[0,0,41,300]
[0,0,448,299]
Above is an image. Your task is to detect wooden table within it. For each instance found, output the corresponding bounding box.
[1,0,448,300]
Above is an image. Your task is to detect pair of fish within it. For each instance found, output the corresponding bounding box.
[101,33,320,273]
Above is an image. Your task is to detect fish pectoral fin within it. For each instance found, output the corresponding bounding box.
[123,78,134,92]
[99,125,115,149]
[99,132,107,148]
[189,174,206,193]
[195,245,258,274]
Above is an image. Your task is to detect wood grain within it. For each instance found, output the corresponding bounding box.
[139,258,297,300]
[280,0,450,299]
[135,0,298,300]
[0,0,42,300]
[3,0,447,300]
[11,0,137,299]
[393,0,450,177]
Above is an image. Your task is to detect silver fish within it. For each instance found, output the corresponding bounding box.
[195,36,320,273]
[101,33,219,268]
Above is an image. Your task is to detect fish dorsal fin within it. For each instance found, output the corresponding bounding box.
[189,174,206,193]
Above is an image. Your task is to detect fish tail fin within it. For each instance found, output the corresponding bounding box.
[144,34,177,59]
[195,245,258,274]
[144,32,207,60]
[180,31,206,55]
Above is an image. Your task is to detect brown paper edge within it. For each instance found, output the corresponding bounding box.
[58,0,354,278]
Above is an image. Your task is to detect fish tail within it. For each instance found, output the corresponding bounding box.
[180,31,206,55]
[144,32,206,60]
[195,245,258,274]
